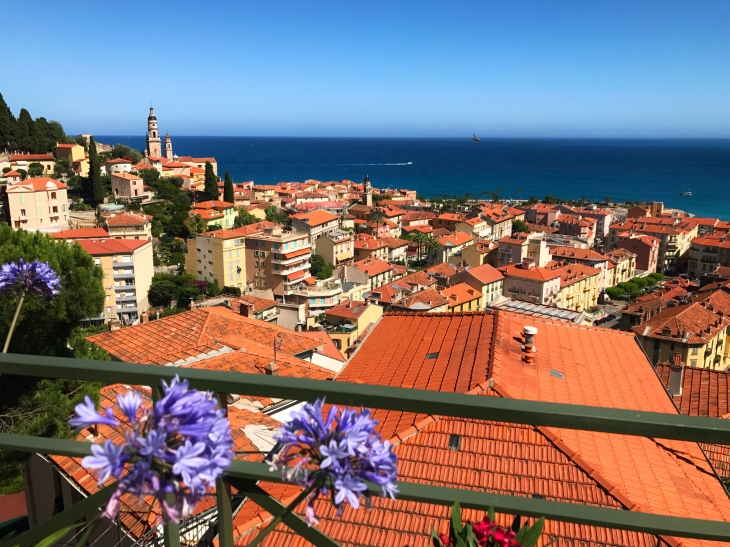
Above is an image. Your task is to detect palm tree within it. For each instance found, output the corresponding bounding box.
[409,231,429,263]
[424,235,443,263]
[370,213,385,236]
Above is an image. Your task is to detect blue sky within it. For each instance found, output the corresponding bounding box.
[3,1,729,137]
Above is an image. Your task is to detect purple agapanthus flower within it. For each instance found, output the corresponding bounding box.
[70,376,234,523]
[271,398,398,525]
[0,258,61,298]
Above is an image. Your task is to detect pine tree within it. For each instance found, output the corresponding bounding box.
[15,109,34,152]
[203,161,219,201]
[0,93,17,152]
[88,136,104,203]
[223,171,234,203]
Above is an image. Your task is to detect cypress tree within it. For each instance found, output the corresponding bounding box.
[16,109,34,152]
[203,161,219,201]
[223,171,234,203]
[88,137,104,204]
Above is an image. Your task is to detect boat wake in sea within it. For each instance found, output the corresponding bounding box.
[331,162,412,166]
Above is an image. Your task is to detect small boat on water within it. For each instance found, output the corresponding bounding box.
[472,134,480,142]
[680,189,692,196]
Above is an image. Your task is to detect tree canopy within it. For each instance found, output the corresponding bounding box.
[0,226,106,493]
[234,208,258,228]
[88,137,105,204]
[265,206,288,224]
[223,172,234,203]
[0,93,71,153]
[512,219,531,234]
[106,144,143,163]
[203,161,219,201]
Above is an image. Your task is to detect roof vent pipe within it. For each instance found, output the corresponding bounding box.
[522,326,538,364]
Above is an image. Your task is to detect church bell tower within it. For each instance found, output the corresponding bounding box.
[164,133,173,160]
[363,174,373,207]
[146,107,162,158]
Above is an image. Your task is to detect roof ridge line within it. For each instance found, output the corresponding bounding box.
[491,381,684,547]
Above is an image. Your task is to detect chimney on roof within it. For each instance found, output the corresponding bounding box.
[668,365,683,397]
[109,318,121,332]
[239,300,255,317]
[264,361,280,376]
[522,326,538,364]
[140,311,149,324]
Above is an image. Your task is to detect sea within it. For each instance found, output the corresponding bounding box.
[97,137,730,220]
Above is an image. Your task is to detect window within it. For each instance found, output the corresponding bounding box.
[448,434,461,450]
[228,251,232,259]
[254,251,258,257]
[690,360,697,367]
[20,209,26,217]
[320,297,325,304]
[51,192,56,199]
[261,252,266,257]
[106,295,110,301]
[52,206,58,213]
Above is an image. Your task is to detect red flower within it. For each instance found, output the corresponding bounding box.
[438,532,454,547]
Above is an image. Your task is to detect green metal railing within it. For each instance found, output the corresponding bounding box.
[2,352,730,547]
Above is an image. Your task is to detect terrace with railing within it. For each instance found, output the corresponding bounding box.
[3,351,730,547]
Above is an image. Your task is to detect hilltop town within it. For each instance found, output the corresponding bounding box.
[3,106,730,546]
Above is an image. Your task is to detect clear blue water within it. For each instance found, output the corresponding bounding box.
[97,136,730,220]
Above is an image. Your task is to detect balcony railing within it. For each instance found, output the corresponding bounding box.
[2,353,730,547]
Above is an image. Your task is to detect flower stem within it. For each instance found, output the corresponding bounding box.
[3,291,25,353]
[245,483,317,547]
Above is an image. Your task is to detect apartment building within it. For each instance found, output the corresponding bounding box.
[688,236,730,280]
[324,300,384,358]
[561,206,612,243]
[557,215,597,245]
[186,222,275,291]
[76,239,153,325]
[5,177,69,232]
[103,212,152,240]
[478,203,525,241]
[442,282,482,312]
[523,203,561,226]
[401,211,435,227]
[315,229,354,266]
[549,246,610,289]
[110,172,152,203]
[353,238,389,261]
[55,143,89,176]
[608,219,697,273]
[246,225,311,297]
[381,237,409,263]
[432,213,465,232]
[449,264,505,307]
[290,209,341,244]
[616,233,660,273]
[457,240,499,268]
[498,260,562,306]
[498,233,550,267]
[9,153,54,175]
[431,231,474,263]
[352,258,394,289]
[632,302,730,369]
[606,248,636,286]
[455,217,491,240]
[191,200,236,229]
[553,263,601,312]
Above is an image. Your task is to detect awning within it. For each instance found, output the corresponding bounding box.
[286,270,305,281]
[336,252,353,261]
[282,247,310,259]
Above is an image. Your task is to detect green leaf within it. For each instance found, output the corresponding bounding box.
[35,523,83,547]
[450,500,464,537]
[465,523,480,547]
[430,525,443,547]
[519,517,546,547]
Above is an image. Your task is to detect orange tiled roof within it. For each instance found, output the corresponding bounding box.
[89,308,320,365]
[10,153,54,161]
[236,311,730,547]
[392,288,449,309]
[51,228,110,240]
[104,212,149,226]
[199,222,275,239]
[325,300,371,320]
[498,263,562,282]
[229,296,278,313]
[7,177,67,191]
[75,238,149,256]
[442,282,481,307]
[352,258,392,277]
[290,209,340,226]
[398,270,437,288]
[551,263,602,288]
[437,231,473,247]
[631,302,730,344]
[424,262,458,278]
[464,263,504,285]
[550,246,609,261]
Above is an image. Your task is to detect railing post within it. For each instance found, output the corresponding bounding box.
[216,477,234,547]
[163,493,181,547]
